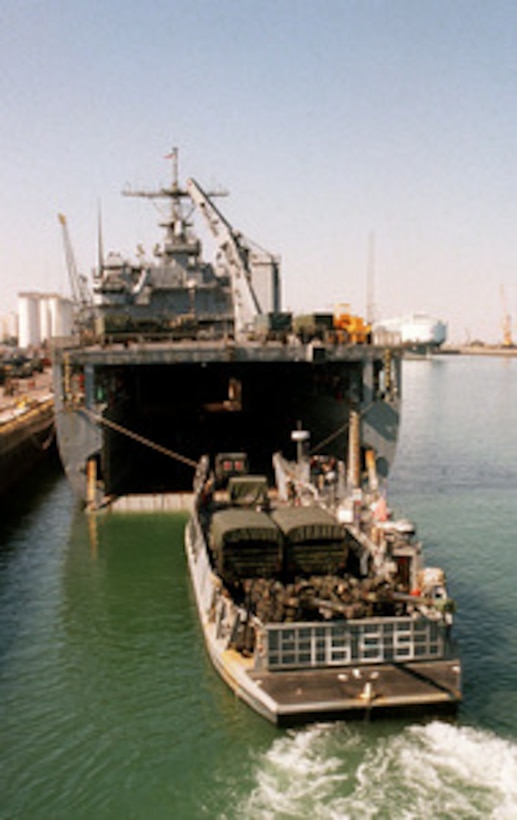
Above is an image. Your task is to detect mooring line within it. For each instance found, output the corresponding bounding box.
[310,399,377,454]
[81,406,199,469]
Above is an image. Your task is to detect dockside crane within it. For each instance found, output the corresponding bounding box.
[500,284,513,347]
[186,177,263,338]
[57,213,92,308]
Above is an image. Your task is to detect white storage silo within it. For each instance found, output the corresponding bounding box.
[18,292,41,349]
[39,295,51,344]
[48,295,74,338]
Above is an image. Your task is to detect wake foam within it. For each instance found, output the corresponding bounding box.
[237,721,517,819]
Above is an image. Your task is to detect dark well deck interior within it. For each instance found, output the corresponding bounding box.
[54,339,401,499]
[96,358,366,495]
[248,660,461,725]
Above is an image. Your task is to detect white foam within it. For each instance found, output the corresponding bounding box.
[240,724,350,818]
[235,721,517,819]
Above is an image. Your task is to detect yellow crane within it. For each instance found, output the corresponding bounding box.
[500,285,513,347]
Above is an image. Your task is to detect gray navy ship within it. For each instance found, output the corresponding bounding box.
[52,150,401,508]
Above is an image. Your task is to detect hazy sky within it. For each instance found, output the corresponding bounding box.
[2,0,517,342]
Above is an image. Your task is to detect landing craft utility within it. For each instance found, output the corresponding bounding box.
[185,438,461,725]
[53,151,401,508]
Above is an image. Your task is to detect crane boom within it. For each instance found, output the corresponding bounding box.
[500,284,513,347]
[57,213,92,307]
[186,177,262,338]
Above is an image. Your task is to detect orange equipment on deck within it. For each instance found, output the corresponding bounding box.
[333,304,371,344]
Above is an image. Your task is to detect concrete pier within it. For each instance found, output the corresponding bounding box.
[0,369,55,495]
[105,493,194,513]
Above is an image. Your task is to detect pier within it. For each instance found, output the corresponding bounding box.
[0,368,55,495]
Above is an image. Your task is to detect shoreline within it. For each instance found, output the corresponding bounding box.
[436,345,517,358]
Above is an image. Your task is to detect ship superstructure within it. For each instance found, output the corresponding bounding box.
[52,152,401,508]
[91,150,279,339]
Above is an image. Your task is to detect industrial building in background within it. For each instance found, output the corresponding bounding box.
[0,312,18,345]
[16,292,74,349]
[1,294,74,350]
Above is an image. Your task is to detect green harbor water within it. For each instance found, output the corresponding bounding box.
[1,356,517,818]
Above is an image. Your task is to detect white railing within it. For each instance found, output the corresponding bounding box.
[186,515,216,614]
[264,617,446,670]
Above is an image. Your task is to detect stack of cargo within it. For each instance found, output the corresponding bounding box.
[271,506,348,577]
[210,507,283,583]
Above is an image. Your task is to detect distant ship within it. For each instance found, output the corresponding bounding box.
[52,151,403,509]
[374,313,447,357]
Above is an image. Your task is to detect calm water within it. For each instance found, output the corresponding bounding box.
[1,356,517,819]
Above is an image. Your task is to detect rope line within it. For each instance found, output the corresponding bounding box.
[82,396,385,468]
[309,399,377,454]
[81,406,199,469]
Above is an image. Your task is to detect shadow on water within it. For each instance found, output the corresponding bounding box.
[0,454,74,670]
[0,449,65,544]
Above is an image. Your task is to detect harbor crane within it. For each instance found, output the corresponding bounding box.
[186,177,263,338]
[57,213,92,308]
[500,285,513,347]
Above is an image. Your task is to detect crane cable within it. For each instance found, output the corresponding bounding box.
[80,406,199,469]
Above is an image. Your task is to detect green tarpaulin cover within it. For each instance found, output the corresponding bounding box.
[227,475,269,507]
[211,508,282,551]
[271,506,345,544]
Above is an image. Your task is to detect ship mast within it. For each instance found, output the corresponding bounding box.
[122,147,194,261]
[165,147,183,233]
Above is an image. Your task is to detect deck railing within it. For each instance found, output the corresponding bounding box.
[264,616,446,670]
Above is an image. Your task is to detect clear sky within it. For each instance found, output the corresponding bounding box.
[2,0,517,342]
